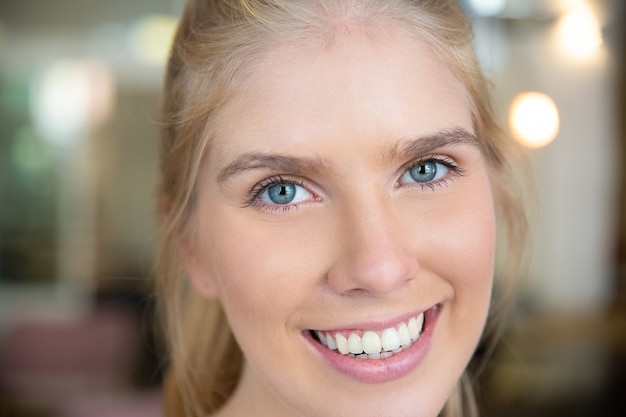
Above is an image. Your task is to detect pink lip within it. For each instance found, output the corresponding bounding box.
[305,305,440,384]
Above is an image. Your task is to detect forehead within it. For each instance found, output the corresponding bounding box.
[212,27,472,158]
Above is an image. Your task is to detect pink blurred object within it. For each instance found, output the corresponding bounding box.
[59,391,162,417]
[0,305,145,411]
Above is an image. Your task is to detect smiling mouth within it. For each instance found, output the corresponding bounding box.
[310,312,425,360]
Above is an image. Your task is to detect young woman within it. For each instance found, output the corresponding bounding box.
[156,1,528,416]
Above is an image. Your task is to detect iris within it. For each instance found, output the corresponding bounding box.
[268,183,297,204]
[409,162,438,182]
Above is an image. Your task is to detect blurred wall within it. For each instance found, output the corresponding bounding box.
[469,0,622,314]
[0,0,182,318]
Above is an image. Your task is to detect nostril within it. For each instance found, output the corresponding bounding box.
[325,211,420,296]
[326,258,419,296]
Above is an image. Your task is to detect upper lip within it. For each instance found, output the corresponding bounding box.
[307,306,435,333]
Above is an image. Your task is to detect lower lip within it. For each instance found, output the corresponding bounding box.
[306,306,440,384]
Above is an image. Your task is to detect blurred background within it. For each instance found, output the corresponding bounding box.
[0,0,624,416]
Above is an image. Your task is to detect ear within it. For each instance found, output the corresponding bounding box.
[177,235,221,299]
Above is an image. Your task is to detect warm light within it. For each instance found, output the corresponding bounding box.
[509,92,560,149]
[30,60,116,144]
[466,0,506,16]
[129,15,178,65]
[557,2,602,59]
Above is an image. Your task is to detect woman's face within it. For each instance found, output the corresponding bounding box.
[184,27,496,417]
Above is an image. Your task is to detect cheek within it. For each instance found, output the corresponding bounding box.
[447,196,496,289]
[412,175,496,377]
[414,177,496,299]
[433,180,497,357]
[200,210,319,330]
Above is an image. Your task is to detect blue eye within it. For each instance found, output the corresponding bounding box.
[259,182,312,205]
[400,160,449,185]
[267,183,296,204]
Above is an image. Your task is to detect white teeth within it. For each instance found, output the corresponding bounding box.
[326,334,338,350]
[315,313,425,360]
[381,328,401,351]
[408,312,424,341]
[397,323,411,347]
[348,333,363,354]
[361,331,382,354]
[416,312,424,330]
[336,334,349,354]
[408,317,419,341]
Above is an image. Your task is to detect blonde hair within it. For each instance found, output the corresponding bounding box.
[156,1,528,416]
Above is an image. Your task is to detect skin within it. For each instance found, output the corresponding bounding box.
[182,26,496,417]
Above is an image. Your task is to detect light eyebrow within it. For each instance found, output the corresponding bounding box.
[217,128,478,184]
[217,152,329,184]
[386,127,480,163]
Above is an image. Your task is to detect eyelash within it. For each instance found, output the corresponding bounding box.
[243,175,311,213]
[399,155,466,191]
[244,156,465,213]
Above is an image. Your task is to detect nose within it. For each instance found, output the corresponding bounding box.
[326,198,420,297]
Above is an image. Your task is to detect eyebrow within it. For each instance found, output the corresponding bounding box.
[385,127,480,163]
[216,127,479,184]
[217,153,329,183]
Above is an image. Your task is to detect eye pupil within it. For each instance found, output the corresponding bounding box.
[268,183,296,204]
[410,162,437,182]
